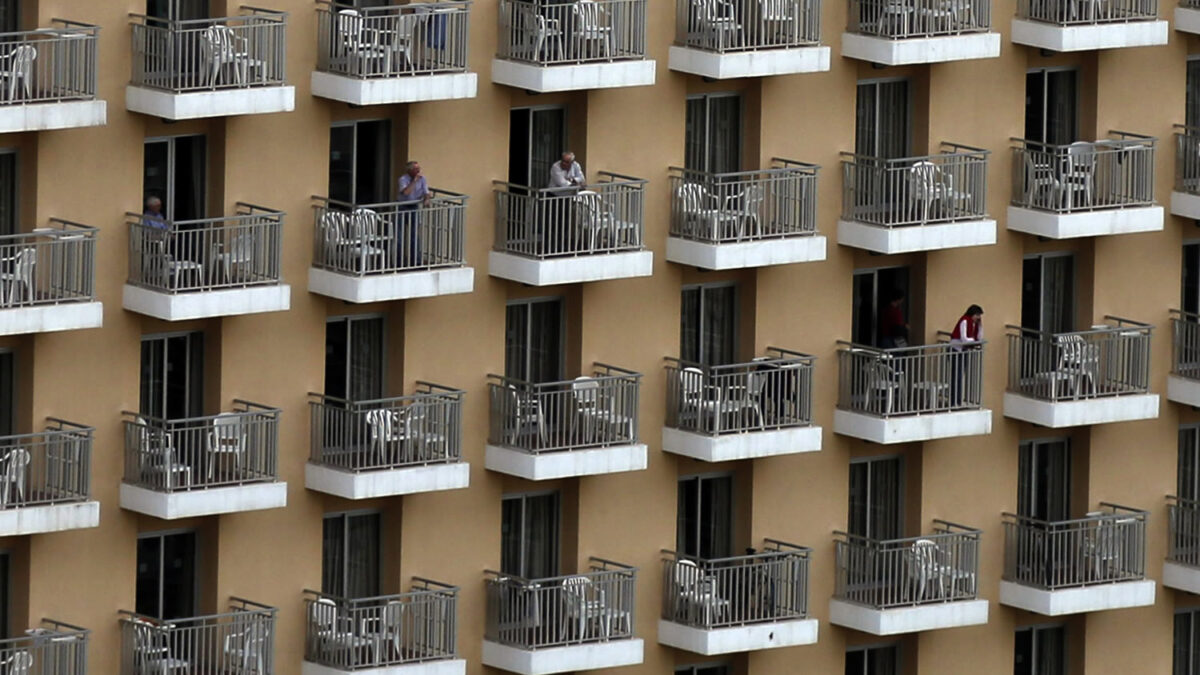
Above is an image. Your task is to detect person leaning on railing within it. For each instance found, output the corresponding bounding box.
[397,160,432,268]
[949,304,984,406]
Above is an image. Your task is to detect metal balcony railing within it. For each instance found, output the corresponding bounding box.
[0,220,96,310]
[121,401,280,492]
[312,193,467,277]
[848,0,991,36]
[836,337,984,417]
[0,21,99,105]
[1010,132,1156,213]
[119,599,277,675]
[487,365,640,454]
[0,620,89,675]
[661,541,811,629]
[1002,504,1147,590]
[1016,0,1157,23]
[485,559,637,649]
[493,173,645,258]
[126,203,283,294]
[840,143,989,228]
[1172,309,1200,381]
[833,522,980,609]
[0,419,92,510]
[1005,317,1152,402]
[130,7,287,92]
[1184,0,1200,9]
[1175,125,1200,196]
[316,1,471,78]
[304,580,459,670]
[664,348,815,436]
[669,160,820,243]
[497,0,647,64]
[1170,495,1200,568]
[674,0,822,51]
[309,383,464,472]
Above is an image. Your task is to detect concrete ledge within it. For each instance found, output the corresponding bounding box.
[485,443,647,480]
[837,218,996,254]
[303,659,467,675]
[665,235,826,270]
[656,618,818,655]
[126,84,295,120]
[0,301,102,336]
[491,58,655,92]
[1168,375,1200,407]
[666,45,830,78]
[311,70,478,105]
[1176,6,1200,33]
[1171,191,1200,220]
[828,598,989,635]
[0,500,99,536]
[1010,18,1168,50]
[481,638,643,675]
[662,425,822,462]
[833,408,992,444]
[308,267,474,303]
[488,250,652,286]
[998,579,1155,615]
[119,481,287,519]
[0,99,106,133]
[1002,392,1159,427]
[305,462,470,499]
[1164,561,1200,594]
[1006,205,1163,239]
[840,31,1000,65]
[123,283,291,321]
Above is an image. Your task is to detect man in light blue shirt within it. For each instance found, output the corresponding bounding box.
[396,161,431,268]
[397,161,432,207]
[548,152,585,191]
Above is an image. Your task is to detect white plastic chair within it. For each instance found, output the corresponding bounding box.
[516,2,563,62]
[0,247,35,306]
[0,44,35,101]
[909,160,963,225]
[365,408,407,464]
[136,415,191,490]
[131,619,190,675]
[906,539,944,601]
[211,232,254,285]
[562,575,606,639]
[201,25,263,85]
[224,612,269,674]
[0,447,29,506]
[206,413,247,482]
[505,384,546,447]
[572,0,612,59]
[1060,142,1096,210]
[0,650,31,675]
[694,0,742,49]
[337,9,392,75]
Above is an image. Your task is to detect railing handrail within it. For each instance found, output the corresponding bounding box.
[487,369,642,391]
[122,402,279,427]
[129,7,288,27]
[308,386,464,410]
[669,164,818,181]
[119,602,276,627]
[492,174,648,195]
[127,204,284,231]
[303,583,458,606]
[1002,505,1148,528]
[1011,134,1157,151]
[1004,320,1153,338]
[836,338,987,354]
[660,545,812,565]
[840,144,990,165]
[313,190,469,212]
[317,0,471,13]
[834,525,981,547]
[484,563,637,587]
[664,351,816,374]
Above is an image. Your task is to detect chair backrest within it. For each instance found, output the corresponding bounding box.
[337,8,364,40]
[12,247,34,283]
[6,45,34,77]
[1067,142,1096,171]
[351,208,381,239]
[4,447,29,482]
[322,211,347,243]
[680,366,707,400]
[677,182,708,214]
[227,232,254,260]
[311,597,338,631]
[907,539,939,579]
[1055,333,1085,367]
[910,161,939,197]
[131,618,163,653]
[739,183,764,215]
[5,650,31,675]
[365,408,395,441]
[572,376,600,406]
[675,558,701,592]
[574,0,604,30]
[202,25,236,57]
[759,0,794,19]
[562,575,591,607]
[212,413,243,443]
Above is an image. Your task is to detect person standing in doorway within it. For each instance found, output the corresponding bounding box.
[879,290,909,349]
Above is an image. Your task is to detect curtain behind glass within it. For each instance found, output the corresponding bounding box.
[348,318,384,401]
[0,152,16,237]
[707,96,741,175]
[321,516,345,596]
[856,81,909,159]
[140,338,165,419]
[528,300,562,384]
[1190,61,1200,130]
[1042,255,1074,334]
[1045,70,1078,146]
[1036,625,1066,675]
[1181,427,1200,502]
[1175,611,1193,675]
[0,352,10,438]
[684,97,706,173]
[680,287,701,363]
[855,83,877,157]
[161,532,196,621]
[347,513,381,598]
[703,286,737,366]
[531,109,566,189]
[699,476,732,558]
[1019,441,1070,522]
[848,461,869,538]
[328,125,355,205]
[173,136,206,222]
[523,493,560,579]
[869,458,902,540]
[504,303,528,381]
[867,644,898,675]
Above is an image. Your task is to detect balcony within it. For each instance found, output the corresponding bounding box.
[311,1,477,106]
[485,365,645,480]
[1008,134,1162,239]
[490,174,651,286]
[483,560,642,675]
[663,349,820,462]
[1169,310,1200,406]
[0,420,98,536]
[123,204,290,321]
[667,0,829,79]
[1177,0,1200,32]
[2,620,89,675]
[1166,496,1200,594]
[0,220,101,336]
[1004,318,1158,427]
[1171,126,1200,219]
[834,340,992,444]
[666,161,827,270]
[999,506,1154,615]
[127,8,294,120]
[307,384,469,499]
[120,599,277,675]
[842,0,999,64]
[492,0,654,93]
[659,542,817,655]
[830,523,988,635]
[1011,0,1166,49]
[0,22,105,132]
[303,581,465,675]
[838,144,995,254]
[120,401,286,519]
[309,194,473,303]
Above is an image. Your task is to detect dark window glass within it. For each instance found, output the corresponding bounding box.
[0,351,11,438]
[856,80,910,159]
[501,493,560,579]
[139,333,203,420]
[681,285,736,366]
[509,108,566,188]
[0,152,16,237]
[324,317,385,402]
[676,475,733,559]
[848,457,903,540]
[1025,70,1078,145]
[685,94,741,174]
[847,644,900,675]
[322,512,381,598]
[328,121,391,205]
[144,136,206,222]
[1021,254,1074,333]
[1018,440,1070,522]
[136,532,196,620]
[505,299,563,383]
[1015,625,1067,675]
[852,267,909,347]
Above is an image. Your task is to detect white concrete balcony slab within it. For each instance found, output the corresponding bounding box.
[661,425,821,462]
[1010,18,1167,50]
[1172,190,1200,219]
[488,250,652,286]
[1002,392,1159,427]
[0,100,106,133]
[1006,205,1163,238]
[998,579,1155,615]
[828,599,988,635]
[125,84,295,120]
[119,481,287,520]
[485,443,647,481]
[304,659,467,675]
[667,45,830,78]
[1164,561,1200,595]
[308,267,474,303]
[0,302,102,336]
[122,283,291,321]
[482,639,642,675]
[836,218,996,254]
[1168,374,1200,407]
[305,462,469,499]
[311,71,477,106]
[1177,6,1200,33]
[833,408,992,444]
[491,59,654,93]
[0,500,99,537]
[841,32,999,65]
[665,235,827,270]
[656,618,818,656]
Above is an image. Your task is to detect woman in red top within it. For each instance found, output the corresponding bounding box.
[950,305,984,405]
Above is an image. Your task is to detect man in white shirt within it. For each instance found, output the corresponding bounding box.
[548,152,585,191]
